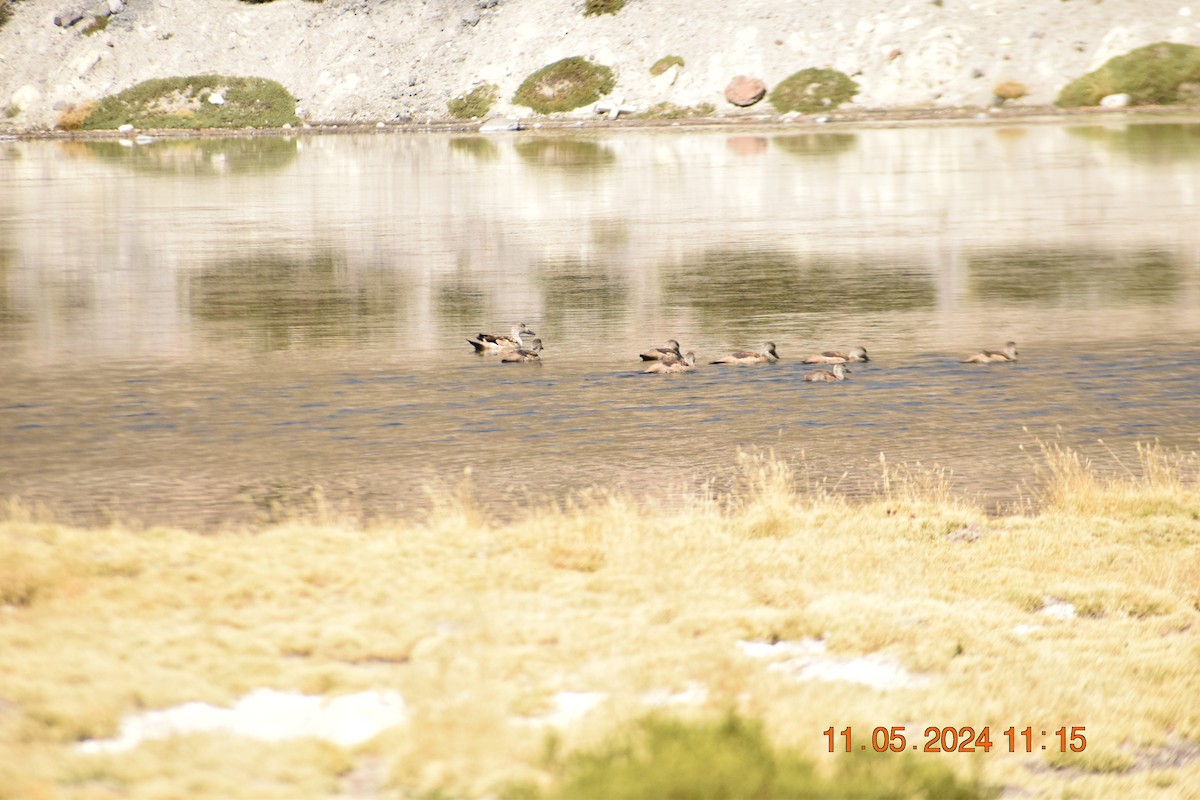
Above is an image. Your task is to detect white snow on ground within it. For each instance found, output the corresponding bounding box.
[77,688,408,753]
[737,638,931,691]
[513,691,608,728]
[641,681,709,708]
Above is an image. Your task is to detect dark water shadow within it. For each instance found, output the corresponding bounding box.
[772,132,858,158]
[72,137,299,176]
[967,247,1182,304]
[188,250,409,350]
[535,257,630,325]
[514,137,616,170]
[448,136,500,162]
[433,269,489,329]
[0,241,28,341]
[663,248,935,332]
[1067,123,1200,164]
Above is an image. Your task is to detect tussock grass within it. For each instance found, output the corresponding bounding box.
[1,446,1198,798]
[504,712,996,799]
[993,80,1028,103]
[582,0,624,17]
[1037,440,1200,518]
[769,68,859,113]
[80,75,298,130]
[1057,42,1200,107]
[447,83,499,119]
[650,55,685,77]
[637,101,715,120]
[54,102,95,131]
[513,57,615,114]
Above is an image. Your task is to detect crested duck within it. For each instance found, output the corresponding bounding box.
[468,323,536,353]
[710,342,779,365]
[962,341,1018,363]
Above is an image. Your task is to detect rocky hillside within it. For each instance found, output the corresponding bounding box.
[1,0,1198,129]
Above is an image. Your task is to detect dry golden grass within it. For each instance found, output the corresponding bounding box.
[53,103,95,132]
[993,80,1029,102]
[1,446,1198,798]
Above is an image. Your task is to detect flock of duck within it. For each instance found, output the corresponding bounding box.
[467,324,1019,377]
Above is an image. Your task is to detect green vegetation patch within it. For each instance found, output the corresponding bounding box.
[447,83,499,119]
[82,14,109,35]
[0,3,10,31]
[583,0,624,17]
[506,713,997,799]
[80,75,298,130]
[513,57,615,114]
[1057,42,1200,107]
[638,101,714,120]
[769,68,859,113]
[650,55,684,76]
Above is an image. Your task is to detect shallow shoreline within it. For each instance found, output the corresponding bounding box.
[5,104,1200,141]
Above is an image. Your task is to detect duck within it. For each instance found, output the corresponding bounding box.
[639,339,683,361]
[500,338,543,363]
[710,342,779,365]
[468,323,535,353]
[643,351,696,374]
[962,341,1018,363]
[804,363,849,382]
[802,346,869,364]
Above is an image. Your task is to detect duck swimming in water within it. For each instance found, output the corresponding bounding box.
[804,363,849,382]
[710,342,779,365]
[962,341,1018,363]
[468,323,536,353]
[639,339,683,361]
[643,351,696,374]
[500,338,544,363]
[802,346,869,364]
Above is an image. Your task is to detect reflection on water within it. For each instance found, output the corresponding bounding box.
[537,257,630,325]
[448,136,500,162]
[663,249,936,337]
[514,137,616,169]
[72,136,300,176]
[189,250,409,350]
[772,133,858,157]
[1,124,1199,528]
[968,248,1182,304]
[75,137,300,176]
[1068,123,1200,163]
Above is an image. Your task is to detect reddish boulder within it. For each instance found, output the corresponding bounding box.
[725,75,767,107]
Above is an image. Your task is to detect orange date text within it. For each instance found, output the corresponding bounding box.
[824,726,1086,754]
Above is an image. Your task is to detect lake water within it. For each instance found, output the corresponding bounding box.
[2,123,1199,529]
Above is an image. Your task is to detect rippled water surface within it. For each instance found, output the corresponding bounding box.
[2,124,1199,527]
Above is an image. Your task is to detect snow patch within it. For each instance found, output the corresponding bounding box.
[737,639,930,691]
[77,689,407,753]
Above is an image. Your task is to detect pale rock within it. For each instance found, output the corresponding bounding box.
[74,52,101,78]
[653,63,681,91]
[54,5,87,27]
[118,123,134,132]
[107,0,124,13]
[479,117,522,132]
[208,92,225,105]
[1099,92,1132,107]
[10,85,42,111]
